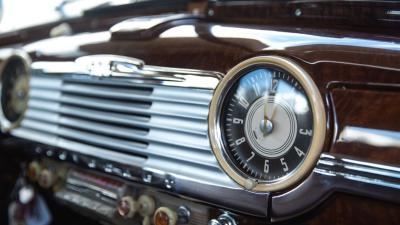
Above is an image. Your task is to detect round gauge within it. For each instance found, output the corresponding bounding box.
[209,56,326,192]
[0,51,31,132]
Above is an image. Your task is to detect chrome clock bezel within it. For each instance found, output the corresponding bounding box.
[208,56,326,192]
[0,49,31,132]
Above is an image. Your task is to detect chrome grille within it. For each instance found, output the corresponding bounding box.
[12,58,233,186]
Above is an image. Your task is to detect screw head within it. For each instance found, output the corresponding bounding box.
[295,8,302,17]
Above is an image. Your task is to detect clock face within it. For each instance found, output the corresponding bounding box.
[221,66,313,182]
[0,54,31,132]
[209,56,326,192]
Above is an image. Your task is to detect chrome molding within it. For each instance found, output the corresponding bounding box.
[12,54,271,216]
[110,13,200,34]
[271,153,400,222]
[338,126,400,148]
[32,55,222,89]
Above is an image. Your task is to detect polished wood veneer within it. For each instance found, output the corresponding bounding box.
[329,85,400,165]
[208,1,400,36]
[307,194,400,225]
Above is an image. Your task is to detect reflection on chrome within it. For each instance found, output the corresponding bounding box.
[23,32,111,56]
[320,153,400,192]
[210,25,400,51]
[338,126,400,148]
[160,25,198,38]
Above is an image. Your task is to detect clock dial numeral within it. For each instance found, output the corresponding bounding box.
[270,78,278,94]
[247,151,255,162]
[235,137,246,146]
[235,94,250,109]
[280,158,289,172]
[264,160,269,173]
[294,146,306,157]
[233,118,243,124]
[299,129,312,136]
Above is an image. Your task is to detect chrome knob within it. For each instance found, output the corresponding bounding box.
[209,219,222,225]
[138,194,155,217]
[208,213,236,225]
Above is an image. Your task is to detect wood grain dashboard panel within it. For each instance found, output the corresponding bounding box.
[329,84,400,165]
[208,1,400,36]
[307,193,400,225]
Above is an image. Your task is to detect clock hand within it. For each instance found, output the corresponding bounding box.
[261,78,278,136]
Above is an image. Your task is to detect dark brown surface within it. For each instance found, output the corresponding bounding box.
[221,193,400,225]
[208,1,400,36]
[307,193,400,225]
[328,84,400,165]
[0,0,191,47]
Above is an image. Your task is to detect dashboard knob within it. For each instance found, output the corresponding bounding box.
[208,213,237,225]
[118,196,138,218]
[38,169,56,188]
[27,161,41,181]
[154,207,177,225]
[138,195,155,225]
[138,194,155,216]
[177,206,190,224]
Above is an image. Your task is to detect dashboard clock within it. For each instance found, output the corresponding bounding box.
[0,50,31,132]
[209,56,326,192]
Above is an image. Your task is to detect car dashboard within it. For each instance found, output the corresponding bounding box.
[0,1,400,225]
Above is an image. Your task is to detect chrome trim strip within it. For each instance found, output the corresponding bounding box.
[110,13,200,34]
[387,10,400,16]
[31,55,222,89]
[67,177,118,200]
[338,126,400,148]
[271,153,400,222]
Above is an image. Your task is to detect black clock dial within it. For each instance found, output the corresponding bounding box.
[1,57,30,124]
[220,66,313,182]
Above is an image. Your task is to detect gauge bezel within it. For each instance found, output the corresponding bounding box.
[208,56,326,192]
[0,49,31,132]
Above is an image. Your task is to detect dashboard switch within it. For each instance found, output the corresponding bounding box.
[154,207,177,225]
[117,196,138,218]
[208,213,237,225]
